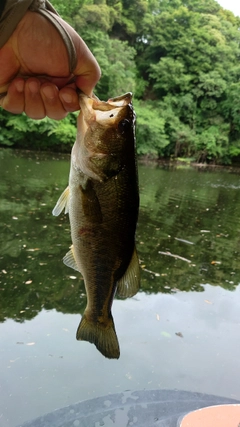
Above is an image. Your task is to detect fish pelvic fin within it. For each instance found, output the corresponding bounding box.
[52,186,70,216]
[76,314,120,359]
[117,246,140,298]
[63,245,80,272]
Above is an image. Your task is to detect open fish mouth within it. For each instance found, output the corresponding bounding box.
[91,92,133,110]
[78,92,134,127]
[107,92,132,106]
[77,90,132,109]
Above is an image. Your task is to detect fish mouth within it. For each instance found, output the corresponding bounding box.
[78,92,134,125]
[107,92,132,107]
[77,90,132,108]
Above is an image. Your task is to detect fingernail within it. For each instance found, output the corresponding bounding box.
[28,81,39,94]
[61,92,73,103]
[15,80,24,93]
[42,85,56,100]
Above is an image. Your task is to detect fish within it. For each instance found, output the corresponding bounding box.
[52,92,140,359]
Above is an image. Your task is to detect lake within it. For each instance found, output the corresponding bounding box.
[1,149,240,426]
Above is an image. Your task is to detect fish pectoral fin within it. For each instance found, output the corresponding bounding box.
[117,247,140,298]
[76,313,120,359]
[63,245,80,272]
[52,186,70,216]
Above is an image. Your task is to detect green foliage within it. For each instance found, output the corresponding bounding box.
[196,125,230,163]
[0,111,77,152]
[134,100,169,157]
[73,3,115,33]
[135,0,240,162]
[2,0,240,163]
[84,31,137,99]
[222,83,240,133]
[150,58,192,94]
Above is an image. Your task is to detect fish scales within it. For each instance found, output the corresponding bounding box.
[53,92,140,359]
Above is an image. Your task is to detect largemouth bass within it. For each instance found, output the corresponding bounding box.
[52,92,140,359]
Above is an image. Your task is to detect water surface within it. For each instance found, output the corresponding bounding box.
[0,149,240,426]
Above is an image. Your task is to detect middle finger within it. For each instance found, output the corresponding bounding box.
[41,83,68,120]
[25,78,45,119]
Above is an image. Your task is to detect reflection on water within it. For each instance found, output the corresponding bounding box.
[1,149,240,426]
[138,163,240,294]
[1,150,240,323]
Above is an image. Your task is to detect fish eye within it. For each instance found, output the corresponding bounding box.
[118,119,131,134]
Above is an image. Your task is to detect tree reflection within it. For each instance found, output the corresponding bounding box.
[1,151,240,323]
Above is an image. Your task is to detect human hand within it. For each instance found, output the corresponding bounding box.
[0,11,100,119]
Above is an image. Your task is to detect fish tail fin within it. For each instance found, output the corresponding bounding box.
[76,314,120,359]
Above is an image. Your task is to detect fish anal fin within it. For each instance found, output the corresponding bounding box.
[52,186,70,216]
[76,313,120,359]
[117,247,140,298]
[63,245,80,272]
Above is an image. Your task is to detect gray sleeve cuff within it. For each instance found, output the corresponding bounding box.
[0,0,34,49]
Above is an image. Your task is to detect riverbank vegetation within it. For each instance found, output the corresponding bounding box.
[1,0,240,164]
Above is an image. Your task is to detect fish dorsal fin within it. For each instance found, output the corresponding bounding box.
[117,247,140,298]
[63,245,80,272]
[52,186,70,216]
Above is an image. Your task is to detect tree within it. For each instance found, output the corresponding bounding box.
[2,0,240,163]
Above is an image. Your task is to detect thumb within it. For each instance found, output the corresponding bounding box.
[74,41,101,96]
[57,18,101,96]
